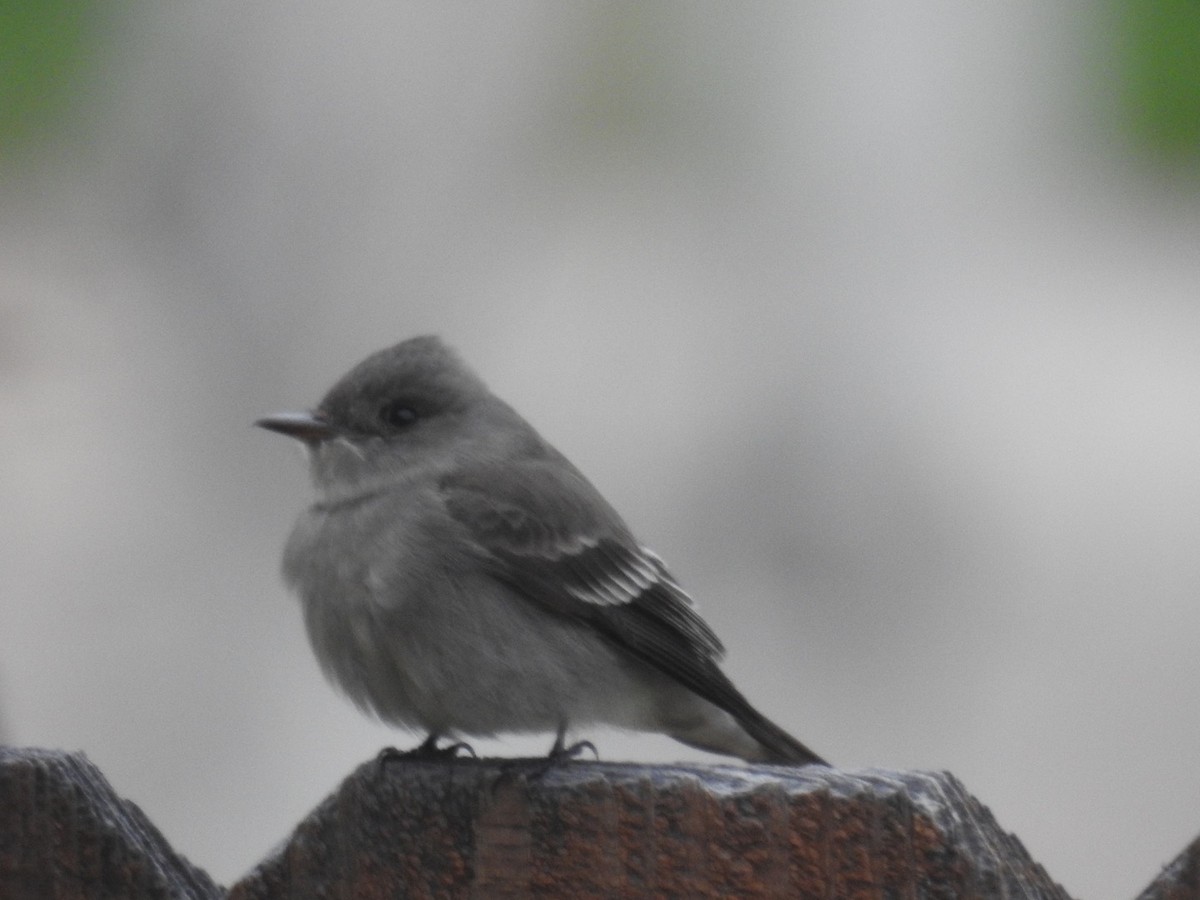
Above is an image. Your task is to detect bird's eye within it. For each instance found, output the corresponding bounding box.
[380,401,419,429]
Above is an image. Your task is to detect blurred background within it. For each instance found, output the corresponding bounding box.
[2,2,1199,897]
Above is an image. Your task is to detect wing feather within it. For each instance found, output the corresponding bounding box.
[439,460,727,678]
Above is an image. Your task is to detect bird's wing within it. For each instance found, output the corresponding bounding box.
[441,457,829,767]
[439,457,744,697]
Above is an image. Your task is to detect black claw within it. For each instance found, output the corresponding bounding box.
[550,739,598,763]
[518,728,599,779]
[548,722,598,762]
[377,734,476,767]
[487,731,599,792]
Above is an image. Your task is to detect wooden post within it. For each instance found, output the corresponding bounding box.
[4,745,1199,898]
[1137,835,1200,900]
[227,756,1072,899]
[0,746,220,899]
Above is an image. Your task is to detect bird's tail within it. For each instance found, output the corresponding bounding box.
[663,689,828,766]
[733,704,828,766]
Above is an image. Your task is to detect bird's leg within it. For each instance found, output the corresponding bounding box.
[546,721,598,763]
[490,723,598,790]
[377,732,476,766]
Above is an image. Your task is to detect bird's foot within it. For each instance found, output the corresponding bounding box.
[548,738,598,764]
[377,734,476,767]
[546,721,599,763]
[487,729,598,792]
[518,728,599,779]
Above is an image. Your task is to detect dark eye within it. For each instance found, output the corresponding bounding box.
[380,400,419,429]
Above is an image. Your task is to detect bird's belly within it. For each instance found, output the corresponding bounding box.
[283,501,663,739]
[298,575,661,739]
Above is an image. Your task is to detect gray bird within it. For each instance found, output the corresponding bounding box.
[257,336,826,766]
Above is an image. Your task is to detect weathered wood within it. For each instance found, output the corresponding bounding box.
[227,757,1074,899]
[26,745,1200,898]
[1137,835,1200,900]
[0,746,220,900]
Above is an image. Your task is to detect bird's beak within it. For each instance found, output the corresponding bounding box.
[255,410,336,444]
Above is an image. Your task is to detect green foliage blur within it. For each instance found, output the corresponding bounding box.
[0,0,97,166]
[1117,0,1200,165]
[1,2,1198,176]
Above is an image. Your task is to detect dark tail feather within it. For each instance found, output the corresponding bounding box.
[664,680,829,766]
[736,704,828,766]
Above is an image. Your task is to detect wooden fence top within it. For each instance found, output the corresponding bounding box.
[1,745,1196,898]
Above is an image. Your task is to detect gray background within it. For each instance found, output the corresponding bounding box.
[3,4,1199,899]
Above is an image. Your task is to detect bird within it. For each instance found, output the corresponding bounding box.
[257,335,827,766]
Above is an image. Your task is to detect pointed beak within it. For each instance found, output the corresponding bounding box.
[255,410,336,444]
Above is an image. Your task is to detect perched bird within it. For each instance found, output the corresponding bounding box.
[258,336,826,766]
